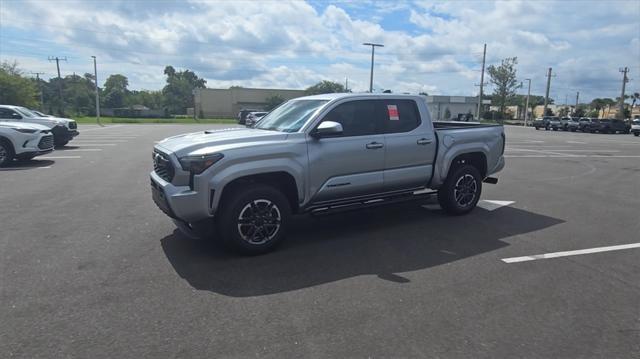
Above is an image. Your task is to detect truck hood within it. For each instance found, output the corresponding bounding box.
[0,121,51,131]
[155,127,289,157]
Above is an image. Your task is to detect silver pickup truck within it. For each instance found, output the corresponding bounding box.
[151,93,505,254]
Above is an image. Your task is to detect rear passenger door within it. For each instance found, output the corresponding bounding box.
[380,99,437,191]
[307,100,386,203]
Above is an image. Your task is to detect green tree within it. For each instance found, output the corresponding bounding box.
[544,108,554,116]
[487,57,519,118]
[0,61,38,107]
[162,65,206,115]
[103,74,129,108]
[304,80,345,95]
[444,107,451,119]
[631,92,640,108]
[264,95,285,111]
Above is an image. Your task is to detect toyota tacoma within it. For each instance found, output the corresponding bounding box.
[151,94,506,254]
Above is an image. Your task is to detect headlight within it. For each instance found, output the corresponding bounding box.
[179,153,224,174]
[13,128,38,133]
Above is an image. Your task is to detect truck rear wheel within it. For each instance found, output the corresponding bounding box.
[438,164,482,215]
[217,183,291,255]
[0,139,15,167]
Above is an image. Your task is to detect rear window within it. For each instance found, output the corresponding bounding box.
[380,99,421,134]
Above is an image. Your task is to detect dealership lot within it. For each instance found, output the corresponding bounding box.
[1,124,638,358]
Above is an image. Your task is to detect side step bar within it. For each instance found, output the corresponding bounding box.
[483,177,498,184]
[309,190,437,216]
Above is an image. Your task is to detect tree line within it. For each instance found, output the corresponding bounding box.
[0,61,206,117]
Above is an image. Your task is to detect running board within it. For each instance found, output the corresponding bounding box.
[309,191,436,216]
[483,177,498,184]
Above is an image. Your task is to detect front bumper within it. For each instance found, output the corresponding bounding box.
[52,126,79,142]
[150,171,212,222]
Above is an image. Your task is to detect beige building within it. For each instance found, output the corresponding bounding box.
[194,87,306,118]
[425,96,488,121]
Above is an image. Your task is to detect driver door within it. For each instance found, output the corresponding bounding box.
[306,100,385,204]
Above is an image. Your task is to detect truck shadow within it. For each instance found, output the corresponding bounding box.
[160,202,563,297]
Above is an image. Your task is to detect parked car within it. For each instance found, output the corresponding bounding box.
[596,119,628,134]
[533,117,549,130]
[548,116,562,131]
[151,93,506,254]
[631,119,640,137]
[578,117,594,132]
[560,117,577,131]
[566,118,580,132]
[237,108,260,125]
[0,121,54,166]
[244,111,268,127]
[0,105,78,146]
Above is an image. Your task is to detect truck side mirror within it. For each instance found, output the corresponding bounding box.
[312,121,343,138]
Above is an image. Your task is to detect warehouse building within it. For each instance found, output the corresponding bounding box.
[193,87,306,118]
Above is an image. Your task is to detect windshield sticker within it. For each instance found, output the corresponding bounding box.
[387,104,399,120]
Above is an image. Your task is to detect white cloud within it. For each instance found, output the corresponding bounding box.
[0,0,638,101]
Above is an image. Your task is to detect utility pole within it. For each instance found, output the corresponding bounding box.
[543,67,553,116]
[91,56,102,126]
[523,78,531,126]
[575,91,579,115]
[31,72,45,110]
[345,77,349,92]
[477,43,487,120]
[618,67,629,119]
[362,42,384,92]
[48,56,67,115]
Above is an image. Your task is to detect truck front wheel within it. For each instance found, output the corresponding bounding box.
[217,184,291,255]
[438,164,482,215]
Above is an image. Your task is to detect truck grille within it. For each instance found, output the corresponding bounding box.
[38,134,54,150]
[68,121,77,129]
[153,150,174,182]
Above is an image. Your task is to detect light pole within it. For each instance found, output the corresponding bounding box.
[362,42,383,92]
[91,56,102,126]
[523,78,531,127]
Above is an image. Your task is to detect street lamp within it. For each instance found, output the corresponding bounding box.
[362,42,384,92]
[91,56,102,126]
[523,78,531,127]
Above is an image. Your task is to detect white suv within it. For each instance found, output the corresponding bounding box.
[0,105,79,146]
[0,122,54,166]
[631,119,640,137]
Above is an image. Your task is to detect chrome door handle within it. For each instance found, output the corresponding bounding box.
[417,138,433,145]
[366,142,384,149]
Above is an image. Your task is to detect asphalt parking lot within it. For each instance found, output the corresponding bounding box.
[1,124,639,358]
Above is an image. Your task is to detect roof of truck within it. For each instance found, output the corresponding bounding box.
[298,93,424,101]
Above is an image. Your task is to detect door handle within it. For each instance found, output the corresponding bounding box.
[417,138,433,145]
[366,142,384,149]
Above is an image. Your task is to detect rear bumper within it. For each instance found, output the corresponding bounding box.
[150,171,212,222]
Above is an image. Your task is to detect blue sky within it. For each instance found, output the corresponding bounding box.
[1,0,639,103]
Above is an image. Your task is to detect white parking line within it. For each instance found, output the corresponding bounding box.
[69,144,117,146]
[78,125,124,131]
[505,155,640,158]
[40,156,82,159]
[58,149,103,152]
[502,243,640,263]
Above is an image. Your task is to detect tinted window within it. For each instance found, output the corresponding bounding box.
[322,100,378,137]
[0,108,18,119]
[380,99,421,134]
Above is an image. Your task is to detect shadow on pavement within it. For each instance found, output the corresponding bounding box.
[161,202,563,297]
[55,145,80,151]
[0,159,54,171]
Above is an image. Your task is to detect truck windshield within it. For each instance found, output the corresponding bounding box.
[255,100,328,133]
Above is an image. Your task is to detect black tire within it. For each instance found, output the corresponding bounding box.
[438,164,482,216]
[0,139,15,167]
[552,127,558,131]
[16,153,37,161]
[217,183,291,255]
[55,140,69,147]
[634,132,639,137]
[534,126,539,130]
